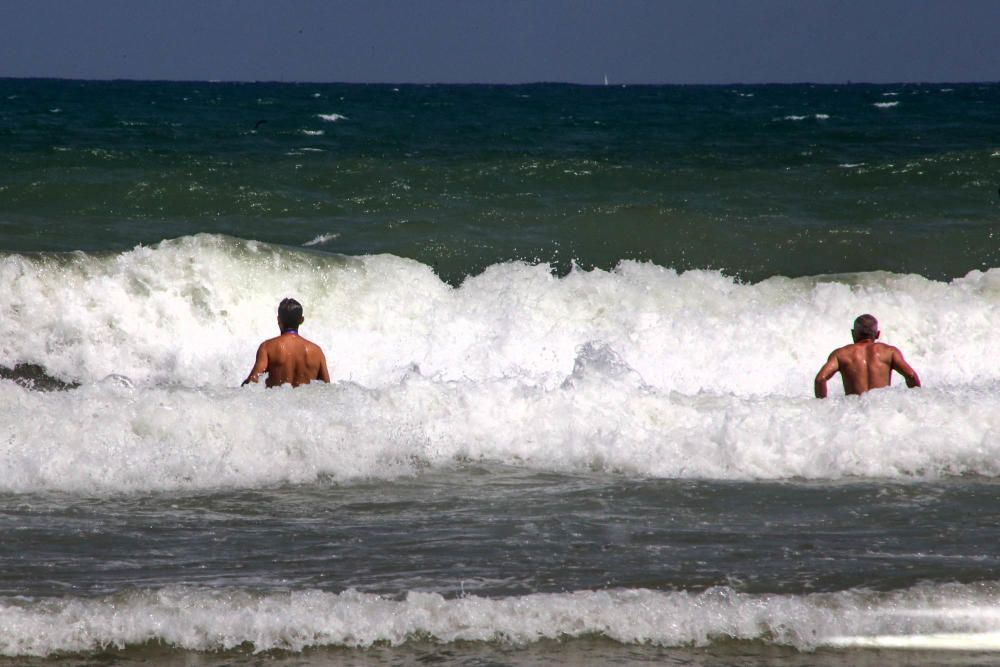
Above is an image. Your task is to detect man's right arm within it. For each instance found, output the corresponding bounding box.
[316,350,331,383]
[890,347,921,389]
[814,352,840,399]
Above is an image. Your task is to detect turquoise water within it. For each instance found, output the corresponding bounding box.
[3,80,998,280]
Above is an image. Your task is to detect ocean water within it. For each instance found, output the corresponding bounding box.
[2,79,1000,665]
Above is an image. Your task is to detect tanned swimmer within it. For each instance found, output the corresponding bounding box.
[242,298,330,387]
[814,314,921,398]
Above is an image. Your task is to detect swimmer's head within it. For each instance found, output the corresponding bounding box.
[278,298,304,331]
[852,314,879,341]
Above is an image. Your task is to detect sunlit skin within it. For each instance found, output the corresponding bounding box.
[243,301,330,388]
[814,315,920,398]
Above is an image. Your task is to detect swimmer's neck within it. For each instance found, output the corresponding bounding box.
[281,329,298,335]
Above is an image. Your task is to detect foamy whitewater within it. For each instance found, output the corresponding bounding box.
[6,583,1000,656]
[3,80,1000,665]
[3,235,1000,494]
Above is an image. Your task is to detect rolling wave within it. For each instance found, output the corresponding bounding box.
[2,234,998,393]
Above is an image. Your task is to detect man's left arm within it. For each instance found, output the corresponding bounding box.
[814,353,840,399]
[242,343,269,386]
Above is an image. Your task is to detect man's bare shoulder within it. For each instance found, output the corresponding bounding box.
[870,342,902,358]
[298,336,325,352]
[259,335,286,349]
[834,341,896,353]
[830,342,861,358]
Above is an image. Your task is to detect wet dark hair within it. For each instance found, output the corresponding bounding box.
[278,298,304,331]
[853,314,878,340]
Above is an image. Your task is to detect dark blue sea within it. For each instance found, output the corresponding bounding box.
[3,79,1000,665]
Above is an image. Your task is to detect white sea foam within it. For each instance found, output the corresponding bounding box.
[2,234,998,393]
[300,129,324,136]
[2,582,999,656]
[302,233,340,247]
[317,113,348,122]
[4,235,1000,491]
[3,372,1000,493]
[781,114,830,121]
[874,101,900,109]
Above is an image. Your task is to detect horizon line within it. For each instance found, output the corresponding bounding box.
[2,75,999,87]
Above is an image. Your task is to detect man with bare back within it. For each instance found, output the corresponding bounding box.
[814,314,921,398]
[242,298,330,388]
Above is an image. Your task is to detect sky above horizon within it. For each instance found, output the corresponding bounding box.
[2,0,998,84]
